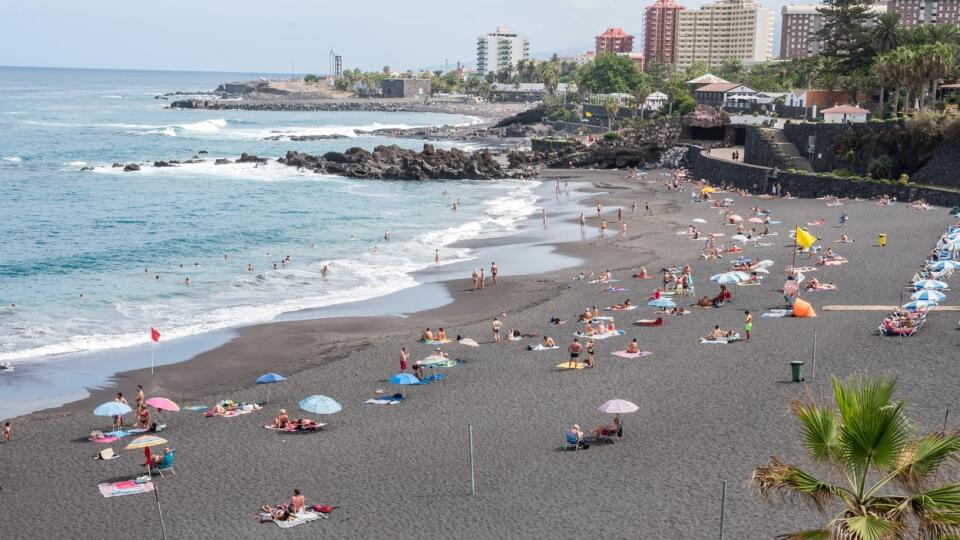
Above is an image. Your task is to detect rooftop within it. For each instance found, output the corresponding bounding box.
[686,73,730,85]
[821,104,870,114]
[695,83,742,93]
[596,27,632,39]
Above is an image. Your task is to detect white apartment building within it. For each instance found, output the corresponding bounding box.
[476,27,530,76]
[676,0,774,68]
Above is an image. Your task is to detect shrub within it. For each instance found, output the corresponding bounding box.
[832,168,857,178]
[547,109,572,122]
[899,173,910,184]
[603,132,620,140]
[303,73,319,83]
[867,155,893,179]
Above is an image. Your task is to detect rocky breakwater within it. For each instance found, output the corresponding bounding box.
[170,99,427,113]
[279,144,535,180]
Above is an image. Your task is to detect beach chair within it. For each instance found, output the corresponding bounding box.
[595,425,623,444]
[564,431,581,451]
[150,449,176,477]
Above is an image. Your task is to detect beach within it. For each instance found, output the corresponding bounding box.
[2,167,958,539]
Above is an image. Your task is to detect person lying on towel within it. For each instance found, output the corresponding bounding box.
[704,325,736,340]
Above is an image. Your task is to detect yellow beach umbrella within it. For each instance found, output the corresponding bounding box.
[125,434,168,450]
[701,186,716,194]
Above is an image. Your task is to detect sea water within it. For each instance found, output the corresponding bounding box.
[0,67,540,365]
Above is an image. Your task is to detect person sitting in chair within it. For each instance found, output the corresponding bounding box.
[591,415,621,439]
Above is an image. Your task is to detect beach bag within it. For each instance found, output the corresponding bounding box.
[313,504,335,514]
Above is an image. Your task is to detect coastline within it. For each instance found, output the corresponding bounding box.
[4,166,960,538]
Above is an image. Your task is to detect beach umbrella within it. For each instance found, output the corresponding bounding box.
[700,187,715,194]
[458,338,479,347]
[298,395,342,415]
[256,372,286,403]
[648,298,676,309]
[903,300,937,312]
[597,399,639,414]
[144,397,180,412]
[755,259,775,269]
[730,234,750,243]
[692,218,707,224]
[914,279,948,290]
[389,373,422,385]
[748,217,764,224]
[729,214,743,222]
[94,401,132,417]
[711,272,749,284]
[911,289,946,302]
[125,434,168,450]
[929,261,960,271]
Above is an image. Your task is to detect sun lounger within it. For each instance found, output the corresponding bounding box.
[611,350,652,358]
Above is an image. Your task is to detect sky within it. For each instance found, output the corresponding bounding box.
[0,0,793,74]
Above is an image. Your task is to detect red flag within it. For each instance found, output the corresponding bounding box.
[150,327,161,342]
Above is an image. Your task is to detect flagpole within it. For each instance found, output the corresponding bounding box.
[151,341,155,375]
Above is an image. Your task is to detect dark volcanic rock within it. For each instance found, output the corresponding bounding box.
[123,164,140,172]
[215,158,233,165]
[237,153,268,164]
[112,163,123,168]
[198,150,208,154]
[80,166,94,171]
[263,134,349,141]
[153,161,174,167]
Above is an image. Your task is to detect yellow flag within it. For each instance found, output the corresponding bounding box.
[585,111,592,118]
[795,227,817,249]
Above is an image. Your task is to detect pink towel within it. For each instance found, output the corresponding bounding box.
[612,350,652,358]
[90,436,119,444]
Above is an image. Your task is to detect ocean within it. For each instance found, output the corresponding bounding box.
[0,66,542,366]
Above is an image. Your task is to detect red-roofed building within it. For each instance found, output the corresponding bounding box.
[644,0,685,66]
[595,27,635,54]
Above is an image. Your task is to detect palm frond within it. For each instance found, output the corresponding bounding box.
[895,432,960,491]
[752,457,847,513]
[833,375,911,474]
[833,514,901,540]
[793,400,839,463]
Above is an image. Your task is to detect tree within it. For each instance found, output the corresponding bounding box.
[683,61,710,81]
[817,0,875,71]
[604,97,619,130]
[717,57,744,82]
[646,59,673,91]
[870,12,902,55]
[538,60,560,97]
[577,53,644,94]
[632,80,652,120]
[303,73,319,83]
[752,374,960,539]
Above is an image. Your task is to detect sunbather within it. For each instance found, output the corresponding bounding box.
[291,489,306,513]
[421,328,434,342]
[271,409,290,429]
[136,404,150,429]
[437,328,447,341]
[704,325,735,340]
[259,503,293,522]
[591,415,621,439]
[412,364,424,380]
[542,336,556,348]
[609,298,632,310]
[626,339,640,354]
[570,424,586,445]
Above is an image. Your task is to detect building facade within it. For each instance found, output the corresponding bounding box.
[595,27,634,54]
[381,79,431,98]
[887,0,960,26]
[476,27,530,76]
[644,0,685,65]
[676,0,774,68]
[780,4,888,59]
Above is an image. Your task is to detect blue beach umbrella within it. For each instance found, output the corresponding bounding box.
[902,300,937,312]
[711,271,749,284]
[298,395,342,415]
[911,290,946,302]
[389,373,422,385]
[94,401,132,417]
[914,279,948,290]
[929,261,960,271]
[648,298,677,309]
[256,372,287,402]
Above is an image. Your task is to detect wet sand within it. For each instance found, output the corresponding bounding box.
[2,169,958,539]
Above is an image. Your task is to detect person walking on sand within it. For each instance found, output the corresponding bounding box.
[631,202,637,213]
[617,208,622,222]
[479,267,485,289]
[435,250,440,265]
[597,202,602,217]
[645,202,650,214]
[600,219,607,236]
[3,421,10,443]
[114,392,128,429]
[135,384,144,408]
[839,211,848,227]
[492,317,502,343]
[744,310,753,340]
[579,213,586,228]
[585,338,596,368]
[621,222,627,236]
[491,262,498,285]
[400,347,408,371]
[542,208,547,224]
[471,269,479,291]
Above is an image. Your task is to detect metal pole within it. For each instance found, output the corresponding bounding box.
[810,330,817,381]
[944,409,951,432]
[151,343,155,375]
[719,480,727,540]
[468,424,476,496]
[154,481,167,540]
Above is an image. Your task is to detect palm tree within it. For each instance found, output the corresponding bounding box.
[871,12,902,55]
[752,374,960,539]
[538,60,560,98]
[604,97,620,131]
[920,42,956,109]
[632,81,652,120]
[873,54,897,117]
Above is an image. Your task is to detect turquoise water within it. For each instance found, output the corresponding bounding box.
[0,67,540,363]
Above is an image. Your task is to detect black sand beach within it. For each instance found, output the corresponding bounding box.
[2,168,958,539]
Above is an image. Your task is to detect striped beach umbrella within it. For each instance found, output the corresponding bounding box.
[648,298,676,309]
[929,261,960,271]
[911,290,946,302]
[902,300,937,312]
[298,395,342,415]
[913,279,948,290]
[125,435,168,450]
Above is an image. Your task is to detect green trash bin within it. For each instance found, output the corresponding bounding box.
[790,360,805,382]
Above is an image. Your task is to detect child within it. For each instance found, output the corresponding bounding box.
[3,421,10,442]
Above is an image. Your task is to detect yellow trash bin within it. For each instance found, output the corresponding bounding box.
[879,233,887,247]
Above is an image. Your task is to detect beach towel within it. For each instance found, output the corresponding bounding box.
[263,423,328,431]
[590,316,614,323]
[89,435,120,444]
[98,479,155,498]
[573,330,625,340]
[606,287,629,293]
[787,267,817,273]
[423,358,463,368]
[762,309,790,318]
[363,398,403,405]
[508,335,524,341]
[211,405,262,418]
[700,334,741,344]
[821,259,847,266]
[611,350,653,358]
[183,405,209,412]
[274,511,326,528]
[556,361,587,370]
[604,305,637,312]
[422,373,446,382]
[419,339,452,345]
[588,278,621,284]
[529,344,559,351]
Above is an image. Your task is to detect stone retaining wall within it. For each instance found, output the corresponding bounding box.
[744,127,791,170]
